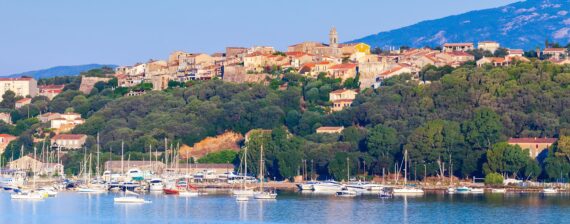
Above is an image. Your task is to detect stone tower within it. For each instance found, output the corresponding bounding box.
[329,27,338,48]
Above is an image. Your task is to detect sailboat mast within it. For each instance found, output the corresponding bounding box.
[259,145,264,190]
[404,150,408,186]
[96,133,100,179]
[121,141,124,175]
[33,146,36,190]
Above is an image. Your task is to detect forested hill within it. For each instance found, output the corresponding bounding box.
[3,62,570,182]
[3,64,117,79]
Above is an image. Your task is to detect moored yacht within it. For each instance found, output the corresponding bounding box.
[297,181,319,191]
[149,178,164,192]
[312,181,343,193]
[541,188,559,194]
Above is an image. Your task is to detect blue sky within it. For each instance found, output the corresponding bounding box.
[0,0,518,75]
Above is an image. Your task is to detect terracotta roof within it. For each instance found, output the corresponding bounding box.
[508,138,557,144]
[543,48,567,52]
[380,66,405,76]
[52,134,87,140]
[446,51,473,57]
[0,134,16,139]
[443,43,474,47]
[0,77,34,81]
[39,84,65,90]
[508,49,524,54]
[330,89,356,94]
[329,63,357,70]
[333,99,354,103]
[16,98,31,103]
[175,164,235,169]
[316,126,344,131]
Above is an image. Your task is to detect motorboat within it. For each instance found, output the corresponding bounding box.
[38,187,58,197]
[392,187,425,195]
[163,188,180,195]
[11,190,45,200]
[541,188,559,194]
[379,189,393,198]
[346,182,370,193]
[114,191,151,203]
[149,178,164,192]
[362,183,384,192]
[297,181,319,191]
[470,188,485,194]
[447,187,456,194]
[312,181,343,193]
[491,188,507,193]
[254,191,277,199]
[455,186,471,194]
[77,186,107,193]
[336,189,358,197]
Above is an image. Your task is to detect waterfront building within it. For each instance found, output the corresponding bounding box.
[104,160,166,174]
[0,77,39,99]
[7,155,64,176]
[507,137,557,158]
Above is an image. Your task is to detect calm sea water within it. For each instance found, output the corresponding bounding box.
[2,191,570,223]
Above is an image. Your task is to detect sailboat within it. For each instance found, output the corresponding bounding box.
[11,147,46,200]
[77,150,106,193]
[234,146,255,197]
[253,145,277,200]
[179,157,200,197]
[114,190,151,203]
[392,150,424,195]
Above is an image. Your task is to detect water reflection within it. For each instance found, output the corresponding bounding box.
[3,192,570,223]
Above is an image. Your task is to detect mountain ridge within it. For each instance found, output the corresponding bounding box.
[350,0,570,50]
[3,64,117,80]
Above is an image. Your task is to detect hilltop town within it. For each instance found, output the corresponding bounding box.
[0,28,569,186]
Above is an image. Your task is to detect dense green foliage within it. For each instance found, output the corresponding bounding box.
[3,61,570,181]
[484,172,504,185]
[197,150,238,164]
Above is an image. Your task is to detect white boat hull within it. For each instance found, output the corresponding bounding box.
[233,189,255,196]
[393,188,424,195]
[11,193,45,200]
[114,197,149,203]
[254,192,277,199]
[313,184,342,192]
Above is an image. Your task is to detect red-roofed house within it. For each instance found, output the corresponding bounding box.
[51,134,88,150]
[15,98,31,109]
[443,43,474,52]
[542,48,568,60]
[508,137,557,158]
[329,89,358,112]
[380,66,413,79]
[508,49,524,57]
[39,84,65,100]
[0,134,16,154]
[328,63,357,81]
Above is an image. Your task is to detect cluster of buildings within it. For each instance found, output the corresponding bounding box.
[112,28,570,96]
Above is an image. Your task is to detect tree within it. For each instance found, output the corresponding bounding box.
[554,136,570,162]
[482,142,529,178]
[462,108,503,150]
[366,124,398,169]
[0,90,16,109]
[484,172,503,186]
[197,150,238,164]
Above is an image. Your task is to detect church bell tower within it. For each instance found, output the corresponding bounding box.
[329,27,338,48]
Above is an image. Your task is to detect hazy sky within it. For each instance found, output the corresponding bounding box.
[0,0,519,75]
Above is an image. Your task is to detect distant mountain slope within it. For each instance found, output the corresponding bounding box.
[350,0,570,50]
[3,64,117,79]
